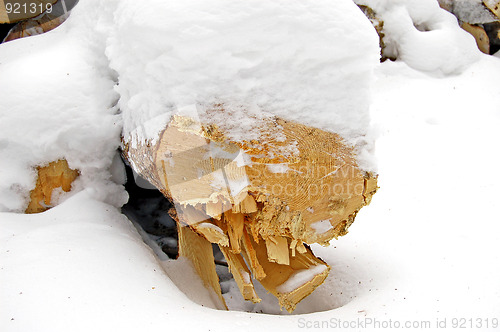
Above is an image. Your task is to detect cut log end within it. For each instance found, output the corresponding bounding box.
[125,110,378,312]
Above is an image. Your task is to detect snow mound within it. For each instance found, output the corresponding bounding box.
[356,0,481,74]
[0,1,126,212]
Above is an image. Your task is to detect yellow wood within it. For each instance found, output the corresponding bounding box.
[177,222,227,310]
[483,0,500,18]
[124,108,378,312]
[25,159,78,214]
[265,235,290,265]
[460,22,490,54]
[219,245,261,303]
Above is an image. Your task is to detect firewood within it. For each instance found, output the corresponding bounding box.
[219,245,261,304]
[460,22,491,54]
[484,0,500,19]
[437,0,499,54]
[177,221,227,310]
[124,106,377,312]
[25,159,79,214]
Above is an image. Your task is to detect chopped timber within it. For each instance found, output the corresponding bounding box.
[177,222,227,310]
[245,233,330,313]
[484,0,500,19]
[219,245,261,303]
[460,22,491,54]
[26,159,78,214]
[124,108,377,312]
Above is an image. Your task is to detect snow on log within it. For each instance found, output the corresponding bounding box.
[436,0,499,55]
[460,21,491,54]
[356,0,483,68]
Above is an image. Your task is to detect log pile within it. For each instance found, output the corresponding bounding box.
[124,107,377,312]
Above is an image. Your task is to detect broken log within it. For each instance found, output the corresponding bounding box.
[25,159,79,214]
[460,21,491,54]
[123,106,377,312]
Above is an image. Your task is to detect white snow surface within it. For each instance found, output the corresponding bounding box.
[276,265,328,294]
[310,219,334,234]
[197,222,224,234]
[107,0,379,150]
[356,0,481,74]
[2,0,500,330]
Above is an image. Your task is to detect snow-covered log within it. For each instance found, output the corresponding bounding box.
[117,0,380,312]
[435,0,499,54]
[0,0,380,312]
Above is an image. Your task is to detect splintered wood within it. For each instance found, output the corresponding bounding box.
[124,109,377,312]
[25,159,79,214]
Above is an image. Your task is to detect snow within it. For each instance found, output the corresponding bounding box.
[240,269,251,284]
[276,265,328,294]
[197,222,224,234]
[356,0,481,74]
[310,219,334,234]
[108,0,380,170]
[1,0,500,330]
[0,2,126,212]
[0,0,380,213]
[266,164,290,174]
